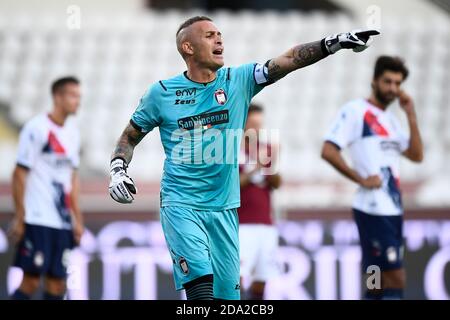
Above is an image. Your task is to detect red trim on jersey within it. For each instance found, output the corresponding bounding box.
[48,131,66,154]
[364,110,389,137]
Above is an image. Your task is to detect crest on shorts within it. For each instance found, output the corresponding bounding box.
[214,89,227,105]
[34,251,44,267]
[179,257,189,275]
[62,249,71,268]
[386,246,398,263]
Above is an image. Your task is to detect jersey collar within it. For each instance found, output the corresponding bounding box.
[183,71,218,87]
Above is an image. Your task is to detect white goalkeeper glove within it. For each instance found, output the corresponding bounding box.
[322,29,380,54]
[109,158,137,204]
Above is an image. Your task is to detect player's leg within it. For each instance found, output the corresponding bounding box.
[208,209,240,300]
[353,209,405,299]
[43,276,66,300]
[381,268,406,299]
[44,227,74,299]
[379,215,405,299]
[160,206,214,300]
[10,224,51,299]
[251,225,279,300]
[183,274,214,300]
[11,273,41,299]
[353,209,383,300]
[238,224,259,299]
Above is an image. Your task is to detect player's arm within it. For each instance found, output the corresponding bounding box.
[399,91,423,163]
[112,122,147,164]
[70,170,84,245]
[321,141,381,189]
[9,165,28,243]
[266,174,282,189]
[267,30,380,82]
[109,122,147,204]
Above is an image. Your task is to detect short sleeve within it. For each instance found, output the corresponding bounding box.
[16,123,41,169]
[324,104,360,149]
[233,62,272,100]
[130,84,162,133]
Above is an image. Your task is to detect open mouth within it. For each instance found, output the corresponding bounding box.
[213,48,223,56]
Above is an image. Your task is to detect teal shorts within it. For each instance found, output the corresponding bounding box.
[160,206,240,300]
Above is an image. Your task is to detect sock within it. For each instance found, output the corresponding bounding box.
[381,288,403,300]
[11,289,31,300]
[364,290,382,300]
[184,275,214,300]
[43,292,65,300]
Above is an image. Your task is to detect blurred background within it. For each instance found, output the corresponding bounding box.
[0,0,449,299]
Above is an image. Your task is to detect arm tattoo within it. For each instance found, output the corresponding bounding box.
[267,60,284,82]
[111,123,147,164]
[268,40,326,82]
[292,41,324,68]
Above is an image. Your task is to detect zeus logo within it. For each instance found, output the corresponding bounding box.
[175,99,196,105]
[176,88,196,97]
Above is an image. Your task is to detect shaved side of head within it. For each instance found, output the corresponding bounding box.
[176,16,213,60]
[176,27,190,59]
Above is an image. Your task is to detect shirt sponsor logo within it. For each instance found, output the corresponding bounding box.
[175,88,197,105]
[380,140,401,152]
[177,110,229,130]
[176,88,196,97]
[175,99,196,105]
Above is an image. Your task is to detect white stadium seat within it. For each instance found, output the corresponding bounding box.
[0,8,449,207]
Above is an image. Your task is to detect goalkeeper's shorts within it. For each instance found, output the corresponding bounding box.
[160,206,240,300]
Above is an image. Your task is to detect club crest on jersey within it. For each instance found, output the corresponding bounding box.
[214,89,227,105]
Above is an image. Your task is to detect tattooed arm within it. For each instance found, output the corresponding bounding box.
[111,122,147,164]
[109,122,147,203]
[266,29,380,82]
[267,40,327,82]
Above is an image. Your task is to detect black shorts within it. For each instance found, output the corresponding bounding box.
[353,208,404,272]
[14,223,74,279]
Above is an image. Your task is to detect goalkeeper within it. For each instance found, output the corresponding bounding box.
[109,16,379,300]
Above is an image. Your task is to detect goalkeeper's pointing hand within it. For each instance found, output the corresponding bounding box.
[323,29,380,54]
[109,158,137,204]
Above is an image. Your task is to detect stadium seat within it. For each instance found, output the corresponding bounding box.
[0,9,448,207]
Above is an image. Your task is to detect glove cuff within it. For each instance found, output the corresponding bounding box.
[322,34,342,54]
[110,157,128,173]
[320,38,332,57]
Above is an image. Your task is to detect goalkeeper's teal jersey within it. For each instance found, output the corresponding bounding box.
[131,63,270,210]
